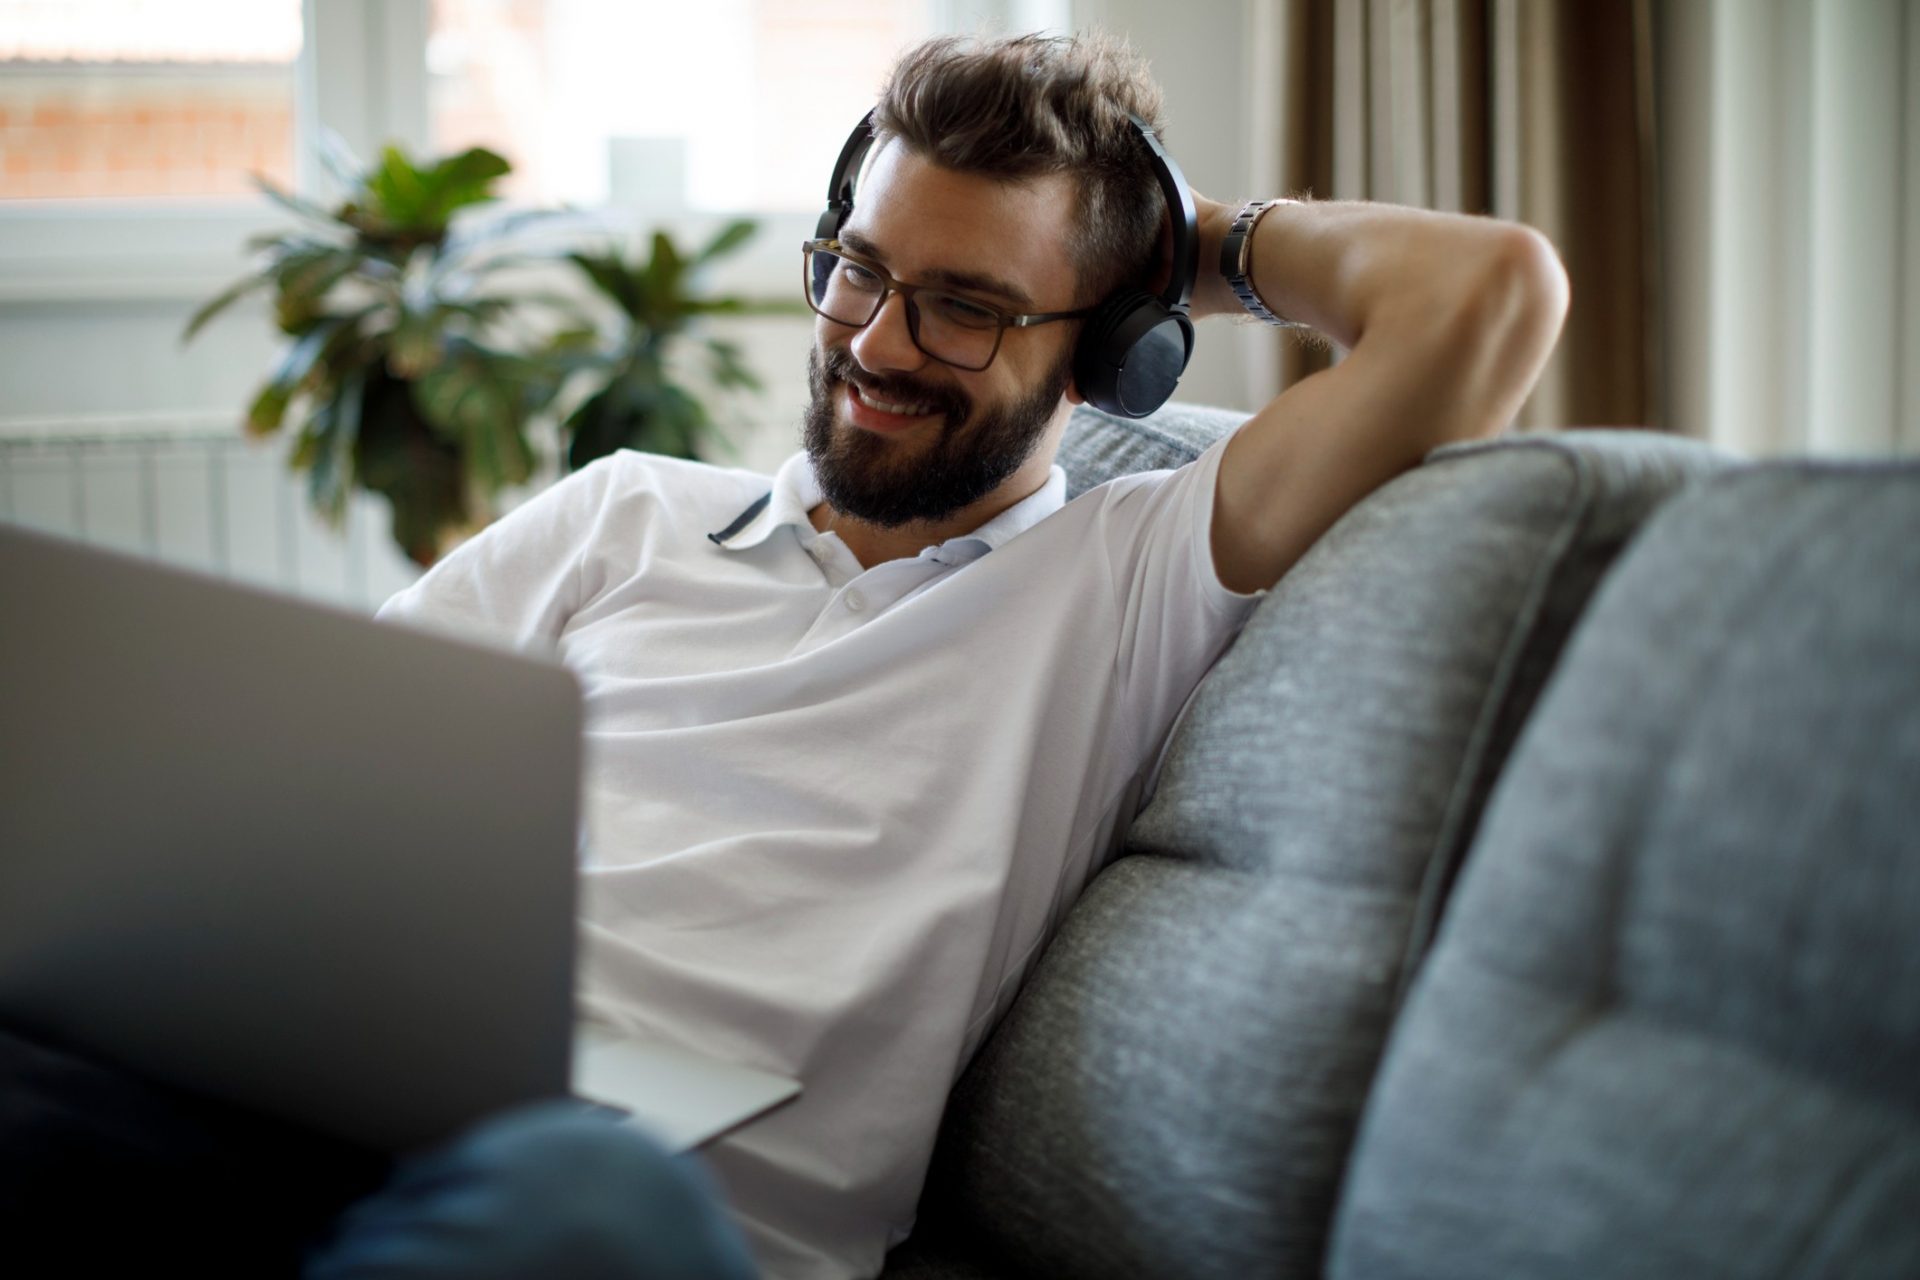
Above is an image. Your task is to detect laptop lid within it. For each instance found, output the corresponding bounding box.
[0,525,582,1151]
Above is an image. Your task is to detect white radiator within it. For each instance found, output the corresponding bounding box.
[0,413,424,613]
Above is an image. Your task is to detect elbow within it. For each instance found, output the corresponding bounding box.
[1480,224,1570,370]
[1440,225,1570,442]
[1506,224,1571,342]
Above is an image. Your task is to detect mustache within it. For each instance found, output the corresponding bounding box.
[820,348,970,424]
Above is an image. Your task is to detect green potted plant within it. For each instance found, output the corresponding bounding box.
[559,223,804,471]
[184,143,792,567]
[185,144,580,565]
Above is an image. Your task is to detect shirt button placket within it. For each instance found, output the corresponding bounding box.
[844,589,866,613]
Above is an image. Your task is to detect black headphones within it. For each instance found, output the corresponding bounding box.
[816,109,1198,420]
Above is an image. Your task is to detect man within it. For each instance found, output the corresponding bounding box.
[371,29,1564,1278]
[1,30,1566,1280]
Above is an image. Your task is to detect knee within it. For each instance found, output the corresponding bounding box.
[455,1100,717,1222]
[311,1100,758,1280]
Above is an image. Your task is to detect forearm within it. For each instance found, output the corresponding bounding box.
[1188,195,1568,594]
[1192,196,1569,441]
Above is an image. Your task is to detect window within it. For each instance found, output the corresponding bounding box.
[0,0,1067,295]
[425,0,932,213]
[0,0,303,202]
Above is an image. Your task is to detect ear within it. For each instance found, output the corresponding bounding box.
[1065,376,1086,407]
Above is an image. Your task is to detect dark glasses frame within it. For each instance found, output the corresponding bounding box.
[802,238,1094,372]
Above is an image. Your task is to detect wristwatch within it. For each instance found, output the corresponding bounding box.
[1219,198,1307,328]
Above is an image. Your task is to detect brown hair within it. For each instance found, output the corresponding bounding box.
[872,32,1168,305]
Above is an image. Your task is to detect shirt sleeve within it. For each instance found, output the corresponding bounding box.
[1094,431,1267,775]
[374,453,622,656]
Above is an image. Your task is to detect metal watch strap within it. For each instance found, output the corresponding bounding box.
[1219,198,1306,328]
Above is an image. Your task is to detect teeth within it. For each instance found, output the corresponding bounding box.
[854,383,935,417]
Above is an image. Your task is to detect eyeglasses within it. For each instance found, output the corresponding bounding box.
[802,239,1093,372]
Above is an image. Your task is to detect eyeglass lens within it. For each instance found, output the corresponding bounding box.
[806,247,1002,370]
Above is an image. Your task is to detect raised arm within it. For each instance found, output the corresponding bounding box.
[1193,197,1570,594]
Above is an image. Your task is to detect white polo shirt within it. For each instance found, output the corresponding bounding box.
[375,432,1262,1279]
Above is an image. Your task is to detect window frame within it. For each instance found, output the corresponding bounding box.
[0,0,421,303]
[0,0,1072,305]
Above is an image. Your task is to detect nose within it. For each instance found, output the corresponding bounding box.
[848,290,929,375]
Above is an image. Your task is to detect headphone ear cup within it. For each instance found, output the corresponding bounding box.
[1073,289,1196,420]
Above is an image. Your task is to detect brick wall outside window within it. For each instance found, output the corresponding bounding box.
[0,67,295,200]
[0,0,300,201]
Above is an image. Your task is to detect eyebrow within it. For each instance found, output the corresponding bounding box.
[838,230,1036,311]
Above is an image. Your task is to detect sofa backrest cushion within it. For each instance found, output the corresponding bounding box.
[1054,402,1234,498]
[898,416,1735,1279]
[1327,462,1920,1278]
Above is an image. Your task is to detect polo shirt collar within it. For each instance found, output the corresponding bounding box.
[708,449,1068,560]
[708,451,823,551]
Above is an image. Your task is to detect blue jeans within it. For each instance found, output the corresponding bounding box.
[0,1025,758,1279]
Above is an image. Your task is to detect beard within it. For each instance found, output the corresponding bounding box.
[802,343,1074,528]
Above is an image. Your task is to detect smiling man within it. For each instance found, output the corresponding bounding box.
[377,28,1565,1280]
[0,29,1568,1280]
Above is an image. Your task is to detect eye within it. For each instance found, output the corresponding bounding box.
[839,260,883,292]
[928,292,1000,329]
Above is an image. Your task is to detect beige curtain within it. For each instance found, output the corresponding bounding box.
[1658,0,1918,458]
[1261,0,1660,430]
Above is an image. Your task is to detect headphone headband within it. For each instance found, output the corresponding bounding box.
[816,109,877,242]
[1124,114,1198,313]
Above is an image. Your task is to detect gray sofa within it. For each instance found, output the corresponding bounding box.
[884,403,1920,1278]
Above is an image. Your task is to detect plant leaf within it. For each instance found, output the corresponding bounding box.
[250,173,339,226]
[545,325,601,354]
[410,347,534,490]
[564,385,631,471]
[684,295,808,318]
[250,380,297,439]
[442,205,579,254]
[182,272,273,344]
[420,147,511,225]
[694,218,756,264]
[367,144,431,228]
[358,145,512,241]
[567,251,645,319]
[645,231,684,320]
[243,307,374,436]
[650,230,683,277]
[316,128,366,193]
[388,309,443,379]
[247,230,325,256]
[305,363,365,525]
[273,246,360,313]
[705,337,763,392]
[246,320,341,435]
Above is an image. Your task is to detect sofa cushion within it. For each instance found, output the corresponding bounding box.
[1053,402,1233,498]
[1327,462,1920,1278]
[891,421,1735,1279]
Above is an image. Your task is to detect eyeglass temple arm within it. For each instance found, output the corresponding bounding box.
[1006,306,1099,327]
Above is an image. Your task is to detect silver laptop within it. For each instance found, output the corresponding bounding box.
[0,523,798,1154]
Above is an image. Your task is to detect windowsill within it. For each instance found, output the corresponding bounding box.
[0,199,817,303]
[0,197,291,303]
